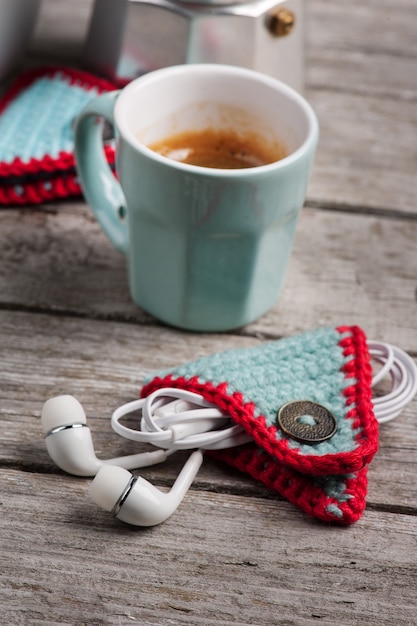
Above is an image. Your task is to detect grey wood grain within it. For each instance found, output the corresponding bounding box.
[307,90,417,214]
[308,0,417,76]
[1,204,416,349]
[1,0,417,624]
[1,467,417,626]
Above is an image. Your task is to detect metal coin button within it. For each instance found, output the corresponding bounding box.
[277,400,337,444]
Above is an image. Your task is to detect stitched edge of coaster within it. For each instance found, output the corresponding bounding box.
[0,144,115,205]
[141,325,379,477]
[209,444,368,524]
[337,324,379,456]
[0,66,116,181]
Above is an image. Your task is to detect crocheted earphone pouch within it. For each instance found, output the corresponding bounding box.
[141,325,379,524]
[0,67,116,205]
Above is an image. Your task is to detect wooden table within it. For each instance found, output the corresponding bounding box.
[1,1,417,624]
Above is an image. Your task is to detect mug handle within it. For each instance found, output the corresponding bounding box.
[74,91,128,254]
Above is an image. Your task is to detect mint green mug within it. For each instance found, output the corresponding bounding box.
[75,64,318,331]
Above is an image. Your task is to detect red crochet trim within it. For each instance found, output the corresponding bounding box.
[141,325,376,524]
[210,444,368,525]
[0,66,117,204]
[141,326,379,477]
[0,146,115,206]
[336,324,379,456]
[0,172,79,205]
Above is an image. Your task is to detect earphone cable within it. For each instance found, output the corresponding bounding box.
[368,341,417,423]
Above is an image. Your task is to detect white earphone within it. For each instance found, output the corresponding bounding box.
[41,389,251,526]
[90,451,204,527]
[41,340,417,527]
[41,395,169,476]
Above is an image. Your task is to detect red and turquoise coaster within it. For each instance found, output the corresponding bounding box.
[0,66,116,205]
[142,325,379,524]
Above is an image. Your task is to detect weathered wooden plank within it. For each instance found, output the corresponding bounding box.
[1,467,417,626]
[1,309,416,514]
[307,3,417,214]
[251,207,417,342]
[0,205,141,322]
[306,90,417,214]
[307,48,417,101]
[308,0,417,60]
[1,204,416,349]
[307,0,417,100]
[0,2,414,626]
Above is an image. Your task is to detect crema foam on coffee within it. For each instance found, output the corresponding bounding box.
[147,128,287,170]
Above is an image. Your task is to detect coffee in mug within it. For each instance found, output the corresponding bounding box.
[147,123,288,170]
[75,64,319,331]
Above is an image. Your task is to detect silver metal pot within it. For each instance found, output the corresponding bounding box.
[84,0,304,91]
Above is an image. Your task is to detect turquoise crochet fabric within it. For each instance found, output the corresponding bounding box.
[147,327,356,458]
[0,67,116,205]
[0,75,99,164]
[142,325,378,523]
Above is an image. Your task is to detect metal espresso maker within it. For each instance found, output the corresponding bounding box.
[83,0,305,91]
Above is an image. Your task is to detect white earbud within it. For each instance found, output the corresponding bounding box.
[90,450,204,526]
[41,395,168,477]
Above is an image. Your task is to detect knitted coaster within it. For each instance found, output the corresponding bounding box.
[0,66,116,205]
[142,325,379,524]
